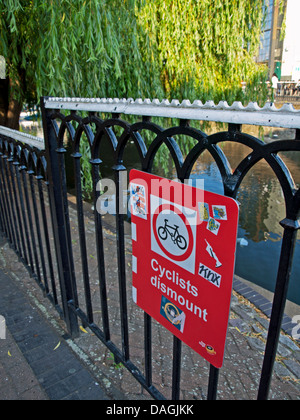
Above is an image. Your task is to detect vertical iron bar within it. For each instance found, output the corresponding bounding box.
[0,153,13,242]
[144,313,152,388]
[114,166,130,361]
[7,155,22,256]
[41,97,79,338]
[28,171,49,293]
[56,148,79,308]
[46,176,63,311]
[72,151,93,323]
[0,155,6,234]
[257,219,299,400]
[37,174,58,305]
[16,164,34,271]
[2,154,17,248]
[90,159,110,341]
[12,160,28,264]
[171,336,182,400]
[207,365,219,400]
[21,168,41,282]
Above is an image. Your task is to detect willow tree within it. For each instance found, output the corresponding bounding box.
[1,0,145,128]
[136,0,271,105]
[1,0,273,129]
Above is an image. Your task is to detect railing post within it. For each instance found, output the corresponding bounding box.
[113,165,130,361]
[40,97,79,338]
[207,365,220,400]
[257,217,300,399]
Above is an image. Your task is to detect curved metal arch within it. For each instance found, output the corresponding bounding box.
[201,131,298,207]
[49,110,65,140]
[262,152,296,215]
[208,129,266,149]
[49,110,84,151]
[25,147,39,174]
[215,137,300,214]
[72,117,95,154]
[55,116,77,150]
[294,188,300,220]
[5,139,20,162]
[114,119,170,169]
[143,126,192,177]
[114,120,134,165]
[0,137,13,158]
[206,131,261,190]
[114,120,154,166]
[1,138,11,157]
[260,140,300,220]
[2,138,42,177]
[5,139,21,164]
[204,131,266,195]
[18,145,33,170]
[128,120,164,165]
[180,129,232,188]
[36,153,48,179]
[90,118,129,162]
[6,138,17,160]
[9,139,21,162]
[0,137,3,154]
[48,111,95,156]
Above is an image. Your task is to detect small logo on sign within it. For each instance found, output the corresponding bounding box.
[198,263,222,288]
[160,296,186,333]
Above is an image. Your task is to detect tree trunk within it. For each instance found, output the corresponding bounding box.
[0,79,9,126]
[6,98,22,130]
[0,78,22,130]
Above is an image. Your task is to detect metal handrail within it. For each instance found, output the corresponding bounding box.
[45,97,300,129]
[0,125,44,150]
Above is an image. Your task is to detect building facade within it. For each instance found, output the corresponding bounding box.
[257,0,300,82]
[280,0,300,81]
[257,0,286,79]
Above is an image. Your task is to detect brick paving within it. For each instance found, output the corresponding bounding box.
[0,199,299,400]
[0,328,48,400]
[0,235,114,400]
[0,264,113,400]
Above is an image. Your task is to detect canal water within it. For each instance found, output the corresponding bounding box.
[188,141,300,307]
[20,119,300,306]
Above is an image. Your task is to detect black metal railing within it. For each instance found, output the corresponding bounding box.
[0,97,299,400]
[0,128,61,314]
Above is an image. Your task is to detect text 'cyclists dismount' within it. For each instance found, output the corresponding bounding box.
[130,170,239,368]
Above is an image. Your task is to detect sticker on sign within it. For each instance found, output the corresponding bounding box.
[130,170,239,368]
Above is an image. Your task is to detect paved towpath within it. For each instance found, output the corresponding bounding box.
[0,236,119,400]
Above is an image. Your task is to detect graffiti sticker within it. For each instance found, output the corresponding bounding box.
[212,205,227,220]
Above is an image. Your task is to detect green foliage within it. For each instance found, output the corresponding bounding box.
[1,0,271,106]
[137,0,269,105]
[0,0,39,106]
[1,0,275,192]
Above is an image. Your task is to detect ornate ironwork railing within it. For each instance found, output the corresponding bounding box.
[0,97,299,400]
[0,126,62,314]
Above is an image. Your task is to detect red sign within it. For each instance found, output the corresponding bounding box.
[130,170,239,368]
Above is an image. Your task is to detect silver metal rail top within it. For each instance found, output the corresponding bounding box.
[45,97,300,130]
[0,126,44,150]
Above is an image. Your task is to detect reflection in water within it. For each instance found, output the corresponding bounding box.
[191,142,300,305]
